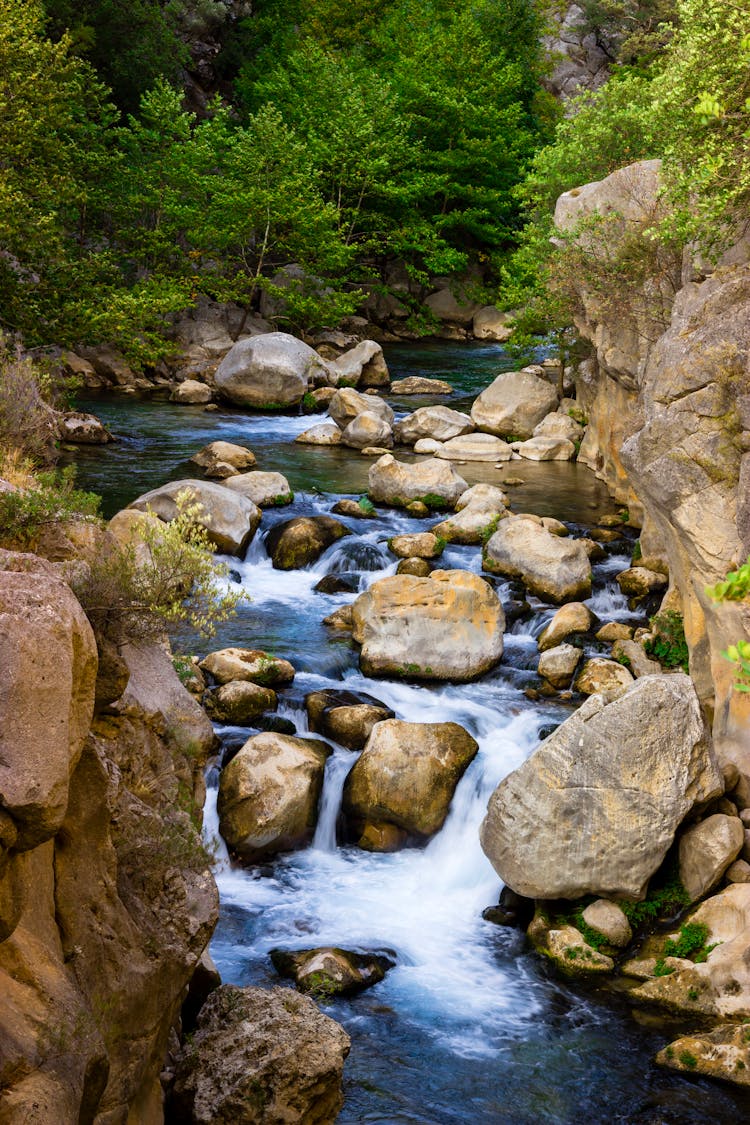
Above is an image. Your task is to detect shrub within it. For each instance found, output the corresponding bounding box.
[644,610,689,671]
[0,345,58,465]
[0,466,100,549]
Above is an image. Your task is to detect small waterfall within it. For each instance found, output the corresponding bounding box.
[312,750,356,852]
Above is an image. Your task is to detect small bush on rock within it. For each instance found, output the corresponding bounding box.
[645,610,689,671]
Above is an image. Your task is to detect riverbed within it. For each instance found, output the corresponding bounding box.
[69,341,750,1124]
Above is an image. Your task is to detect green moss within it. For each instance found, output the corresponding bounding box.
[679,1051,698,1069]
[419,493,451,511]
[631,539,642,563]
[480,514,502,544]
[618,864,689,928]
[272,492,294,505]
[302,391,318,412]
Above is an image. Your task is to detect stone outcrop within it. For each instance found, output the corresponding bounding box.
[215,332,329,408]
[128,478,261,555]
[217,732,331,862]
[342,719,478,847]
[0,552,219,1123]
[480,675,722,900]
[170,984,350,1125]
[351,570,505,681]
[484,515,592,601]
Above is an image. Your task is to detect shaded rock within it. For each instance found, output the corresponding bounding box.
[678,814,744,902]
[270,947,394,997]
[390,376,453,395]
[322,606,353,631]
[305,689,394,752]
[215,332,328,408]
[471,371,558,439]
[218,733,331,863]
[472,306,513,341]
[657,1024,750,1088]
[394,406,474,445]
[200,648,295,688]
[170,984,350,1125]
[171,379,212,404]
[265,516,351,570]
[331,498,377,520]
[480,674,722,899]
[727,860,750,883]
[538,643,581,689]
[351,570,504,681]
[314,574,358,595]
[329,386,394,430]
[342,719,478,846]
[190,441,256,477]
[396,558,431,577]
[128,479,261,556]
[538,602,593,651]
[223,470,293,507]
[204,681,277,724]
[581,899,632,947]
[58,411,113,444]
[368,454,467,509]
[295,422,342,445]
[341,411,393,450]
[405,500,430,517]
[437,432,513,462]
[484,516,592,602]
[327,340,389,389]
[514,435,576,461]
[424,287,481,325]
[388,532,444,560]
[574,657,634,695]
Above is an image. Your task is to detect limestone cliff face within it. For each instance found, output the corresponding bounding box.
[555,161,750,768]
[0,550,218,1124]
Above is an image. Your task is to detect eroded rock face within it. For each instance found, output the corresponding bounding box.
[128,478,261,555]
[471,371,558,439]
[217,733,331,862]
[484,516,592,602]
[264,516,351,570]
[480,675,722,899]
[342,719,478,846]
[368,454,467,509]
[170,985,350,1125]
[215,332,329,407]
[351,570,504,681]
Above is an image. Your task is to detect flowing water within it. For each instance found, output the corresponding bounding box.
[69,342,750,1123]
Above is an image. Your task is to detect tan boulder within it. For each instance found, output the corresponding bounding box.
[223,470,293,507]
[218,733,331,862]
[390,376,453,395]
[514,435,576,461]
[581,900,632,947]
[574,657,634,695]
[396,558,431,576]
[658,1025,750,1088]
[394,406,474,445]
[342,719,478,846]
[616,566,669,598]
[341,411,393,449]
[471,371,558,439]
[436,433,513,462]
[546,925,614,975]
[480,675,722,900]
[432,505,507,546]
[472,305,513,341]
[204,681,277,724]
[611,638,662,677]
[533,411,584,443]
[305,689,394,751]
[596,621,634,642]
[538,643,581,689]
[58,411,113,444]
[128,479,261,556]
[327,339,389,388]
[368,454,467,509]
[329,386,394,430]
[189,441,256,477]
[538,602,593,651]
[388,532,444,559]
[484,515,592,602]
[295,422,342,445]
[456,483,510,510]
[264,516,350,570]
[171,379,212,404]
[215,332,328,408]
[199,647,295,687]
[678,814,744,902]
[351,569,504,681]
[271,947,394,996]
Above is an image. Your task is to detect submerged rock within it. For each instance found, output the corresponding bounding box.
[342,719,478,847]
[128,479,261,556]
[270,947,395,997]
[658,1024,750,1087]
[217,733,331,863]
[305,689,394,752]
[170,984,350,1124]
[264,516,351,570]
[480,675,722,900]
[351,569,504,681]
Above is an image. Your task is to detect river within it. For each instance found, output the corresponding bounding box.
[67,341,750,1124]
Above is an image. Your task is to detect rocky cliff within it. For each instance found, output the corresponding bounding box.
[0,549,218,1124]
[555,159,750,772]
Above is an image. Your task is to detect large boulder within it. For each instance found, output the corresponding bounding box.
[189,441,256,478]
[394,406,474,445]
[471,371,559,439]
[342,719,478,847]
[538,602,593,651]
[305,689,395,752]
[514,435,576,461]
[217,732,331,862]
[295,422,342,445]
[200,648,295,687]
[484,516,592,602]
[222,470,293,507]
[328,386,394,431]
[340,411,393,450]
[368,454,467,509]
[128,479,261,556]
[351,569,504,681]
[264,516,351,570]
[480,675,723,900]
[170,985,350,1125]
[327,340,390,388]
[215,332,329,408]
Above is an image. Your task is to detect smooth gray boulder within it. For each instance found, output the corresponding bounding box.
[480,675,723,900]
[484,515,591,601]
[471,371,558,439]
[215,332,329,408]
[128,479,261,555]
